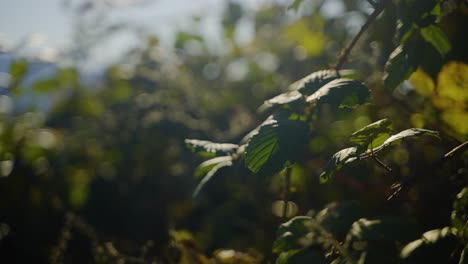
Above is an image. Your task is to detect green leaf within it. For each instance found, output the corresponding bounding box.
[195,156,233,178]
[185,139,238,157]
[420,25,451,56]
[289,70,356,96]
[244,112,309,176]
[193,159,233,197]
[274,216,313,253]
[276,249,325,264]
[452,187,468,239]
[373,128,439,152]
[383,46,415,90]
[305,78,369,109]
[349,118,393,150]
[258,91,306,114]
[288,0,305,11]
[400,227,458,262]
[319,147,358,183]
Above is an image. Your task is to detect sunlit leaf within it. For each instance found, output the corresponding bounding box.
[288,70,357,96]
[193,159,233,197]
[374,128,439,152]
[420,25,451,56]
[400,227,458,262]
[409,68,435,96]
[306,78,369,109]
[258,91,305,114]
[284,18,325,57]
[185,139,239,157]
[195,156,233,178]
[319,147,357,183]
[244,112,309,176]
[436,61,468,102]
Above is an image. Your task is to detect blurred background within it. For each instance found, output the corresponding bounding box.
[0,0,466,263]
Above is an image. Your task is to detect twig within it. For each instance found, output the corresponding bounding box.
[282,167,292,219]
[370,150,393,174]
[369,143,393,174]
[334,0,389,71]
[444,141,468,159]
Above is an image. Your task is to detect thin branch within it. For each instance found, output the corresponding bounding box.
[282,167,292,219]
[370,152,393,173]
[444,141,468,159]
[335,0,389,71]
[369,143,393,174]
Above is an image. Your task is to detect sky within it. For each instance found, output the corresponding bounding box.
[0,0,267,68]
[0,0,351,71]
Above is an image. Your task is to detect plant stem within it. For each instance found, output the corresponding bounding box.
[335,0,389,71]
[282,167,292,219]
[370,143,393,174]
[444,141,468,159]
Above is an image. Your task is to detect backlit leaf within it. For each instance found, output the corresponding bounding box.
[245,112,309,176]
[420,25,451,56]
[349,118,393,149]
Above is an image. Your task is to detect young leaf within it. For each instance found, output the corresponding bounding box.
[244,112,309,176]
[289,70,356,96]
[185,139,238,157]
[420,25,451,56]
[319,147,358,183]
[306,78,369,109]
[349,118,393,150]
[193,159,233,197]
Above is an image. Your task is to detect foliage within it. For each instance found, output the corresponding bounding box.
[0,0,467,263]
